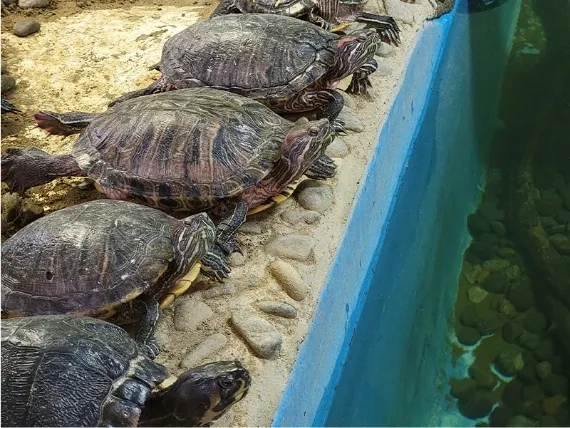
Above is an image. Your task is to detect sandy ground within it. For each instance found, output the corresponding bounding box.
[1,0,439,425]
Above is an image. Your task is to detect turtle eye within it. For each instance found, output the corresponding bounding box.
[218,376,235,389]
[357,35,368,43]
[309,127,319,136]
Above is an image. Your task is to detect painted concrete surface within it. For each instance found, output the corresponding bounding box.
[272,0,522,426]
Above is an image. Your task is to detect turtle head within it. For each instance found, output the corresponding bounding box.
[140,361,251,427]
[332,29,380,79]
[280,117,334,175]
[173,212,217,261]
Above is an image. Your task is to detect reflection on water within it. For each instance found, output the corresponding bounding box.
[449,0,570,426]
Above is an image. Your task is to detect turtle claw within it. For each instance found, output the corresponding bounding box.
[347,75,372,95]
[141,339,160,359]
[201,246,231,282]
[332,119,347,135]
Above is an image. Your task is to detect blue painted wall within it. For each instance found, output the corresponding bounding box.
[272,0,521,426]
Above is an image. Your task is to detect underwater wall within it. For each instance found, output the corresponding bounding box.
[272,0,522,426]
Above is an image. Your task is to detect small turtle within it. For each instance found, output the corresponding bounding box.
[210,0,401,45]
[108,14,381,123]
[2,88,336,278]
[1,199,217,354]
[1,315,250,427]
[1,98,20,114]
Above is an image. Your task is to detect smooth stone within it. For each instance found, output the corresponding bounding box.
[495,347,525,376]
[374,62,392,77]
[231,310,282,359]
[554,208,570,224]
[325,137,349,158]
[507,285,533,311]
[12,18,40,37]
[476,313,502,336]
[180,333,228,369]
[481,271,509,293]
[228,251,246,267]
[490,406,515,427]
[490,221,507,236]
[339,90,356,109]
[457,327,481,346]
[268,260,308,301]
[280,209,322,226]
[265,235,316,261]
[457,388,494,420]
[503,379,523,408]
[337,107,364,133]
[523,384,545,403]
[482,259,510,272]
[535,361,553,380]
[464,264,490,285]
[469,366,498,391]
[1,75,16,94]
[173,299,213,332]
[536,197,560,216]
[468,241,496,261]
[502,321,523,343]
[499,298,518,318]
[541,375,569,396]
[376,42,396,57]
[1,59,6,74]
[239,222,262,234]
[258,301,297,319]
[541,216,559,229]
[550,234,570,254]
[518,365,537,385]
[18,0,50,7]
[449,378,476,398]
[505,265,521,282]
[297,184,334,213]
[534,339,555,361]
[498,247,517,258]
[467,213,491,236]
[508,415,536,427]
[523,312,548,334]
[467,286,489,304]
[460,305,479,327]
[479,201,504,222]
[542,395,567,416]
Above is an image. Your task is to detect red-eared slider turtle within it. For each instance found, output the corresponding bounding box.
[2,88,336,278]
[210,0,400,45]
[108,14,381,123]
[1,199,217,355]
[1,315,250,427]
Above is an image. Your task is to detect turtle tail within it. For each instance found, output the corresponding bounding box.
[34,111,99,136]
[108,75,175,108]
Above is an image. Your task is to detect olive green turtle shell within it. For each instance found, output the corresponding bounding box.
[72,88,290,207]
[1,200,182,316]
[160,14,339,100]
[1,315,167,427]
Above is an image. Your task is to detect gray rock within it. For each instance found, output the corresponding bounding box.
[374,62,391,77]
[228,251,246,267]
[1,59,6,75]
[550,234,570,254]
[265,235,315,261]
[499,298,518,318]
[173,299,213,331]
[1,75,16,94]
[258,301,297,319]
[13,19,40,37]
[180,333,228,369]
[239,222,262,234]
[337,107,364,133]
[495,347,525,376]
[18,0,50,7]
[467,286,488,304]
[297,184,334,213]
[339,91,356,109]
[376,42,396,57]
[268,260,308,301]
[490,221,507,236]
[231,310,282,359]
[325,137,349,158]
[281,209,322,226]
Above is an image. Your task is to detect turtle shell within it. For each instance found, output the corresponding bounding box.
[1,200,182,317]
[1,315,167,427]
[160,14,339,103]
[235,0,317,16]
[73,88,291,209]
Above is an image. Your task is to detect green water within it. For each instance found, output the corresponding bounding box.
[450,0,570,426]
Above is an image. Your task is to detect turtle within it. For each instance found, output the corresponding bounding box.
[2,88,337,278]
[1,199,218,355]
[107,14,381,124]
[2,98,20,114]
[1,314,251,427]
[209,0,401,46]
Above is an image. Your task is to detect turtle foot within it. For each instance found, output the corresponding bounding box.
[34,111,93,136]
[140,339,160,359]
[332,119,347,135]
[201,246,231,281]
[347,75,372,95]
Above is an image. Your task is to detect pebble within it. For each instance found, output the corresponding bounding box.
[449,377,476,398]
[339,91,356,109]
[337,107,364,133]
[374,62,392,77]
[468,241,495,261]
[469,366,498,391]
[502,379,523,407]
[507,285,533,311]
[457,327,481,346]
[518,332,540,351]
[499,298,518,318]
[481,271,509,294]
[325,137,349,158]
[490,406,515,427]
[535,361,552,380]
[498,247,516,258]
[467,213,491,236]
[467,286,488,304]
[502,321,523,343]
[12,19,40,37]
[482,258,510,272]
[1,59,6,75]
[173,299,213,332]
[523,312,547,334]
[518,365,537,385]
[457,388,494,420]
[18,0,50,7]
[376,42,396,57]
[258,301,297,319]
[554,207,570,224]
[180,333,228,369]
[505,265,521,282]
[534,339,555,361]
[495,347,525,376]
[523,384,545,403]
[541,374,569,396]
[268,260,308,301]
[228,251,246,267]
[231,310,282,359]
[537,415,558,427]
[550,234,570,254]
[239,222,263,234]
[476,313,502,336]
[265,235,316,261]
[1,75,16,94]
[281,209,322,226]
[490,220,507,236]
[460,305,479,327]
[297,184,334,213]
[508,415,536,427]
[541,216,558,229]
[542,395,567,416]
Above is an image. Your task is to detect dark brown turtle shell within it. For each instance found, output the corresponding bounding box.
[160,14,338,103]
[1,200,189,316]
[74,88,291,209]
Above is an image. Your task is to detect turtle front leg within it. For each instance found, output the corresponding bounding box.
[118,295,161,359]
[209,0,240,17]
[305,155,337,179]
[307,8,335,30]
[286,88,345,125]
[34,111,99,136]
[347,59,378,95]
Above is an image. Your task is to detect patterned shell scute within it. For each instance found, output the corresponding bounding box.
[1,200,177,315]
[1,315,167,427]
[161,14,338,99]
[73,88,291,200]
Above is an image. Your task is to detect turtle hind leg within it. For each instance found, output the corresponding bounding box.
[117,296,160,359]
[346,59,377,96]
[209,0,240,17]
[305,155,337,180]
[108,75,176,108]
[34,111,99,136]
[356,12,401,45]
